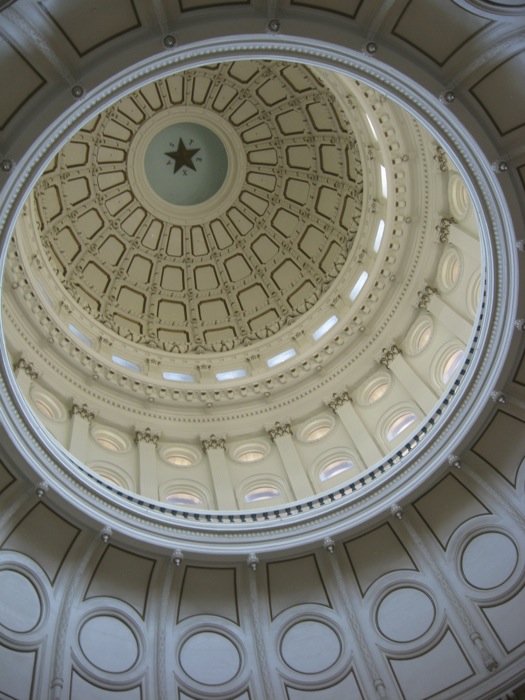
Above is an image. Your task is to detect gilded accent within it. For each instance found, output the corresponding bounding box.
[267,422,293,441]
[14,357,38,380]
[380,344,402,368]
[135,427,160,446]
[70,403,95,422]
[328,391,352,413]
[436,216,456,243]
[202,434,226,452]
[417,285,439,310]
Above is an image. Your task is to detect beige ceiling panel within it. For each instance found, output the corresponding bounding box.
[345,524,417,596]
[212,84,237,112]
[103,119,133,143]
[1,503,79,583]
[99,235,125,266]
[249,308,279,331]
[210,220,234,249]
[227,207,254,235]
[77,208,105,238]
[97,145,126,164]
[161,266,184,291]
[284,178,310,205]
[158,300,187,324]
[472,411,525,486]
[158,328,189,345]
[166,75,185,105]
[257,78,288,106]
[75,286,101,313]
[230,101,259,126]
[276,109,306,135]
[55,227,81,264]
[63,177,90,206]
[306,102,334,131]
[178,566,239,623]
[227,61,259,83]
[127,255,152,284]
[471,51,525,135]
[319,144,341,175]
[39,185,63,221]
[413,474,489,549]
[194,265,219,290]
[286,672,365,700]
[105,190,133,217]
[115,314,142,337]
[39,0,140,56]
[192,75,213,104]
[117,96,146,125]
[281,63,317,92]
[85,545,155,617]
[238,284,268,311]
[315,186,339,218]
[272,208,299,238]
[251,234,279,263]
[0,37,45,131]
[246,172,276,193]
[224,254,251,282]
[239,191,268,216]
[288,280,316,307]
[118,286,146,313]
[198,298,230,322]
[290,0,364,20]
[299,225,324,258]
[62,141,89,168]
[190,227,209,256]
[82,261,111,294]
[0,459,15,496]
[241,122,273,143]
[392,0,489,66]
[97,170,126,192]
[319,241,342,273]
[389,630,475,698]
[121,207,146,236]
[166,226,183,256]
[140,82,163,111]
[267,554,331,619]
[203,326,236,344]
[286,145,312,170]
[340,194,360,231]
[141,220,162,251]
[272,259,302,289]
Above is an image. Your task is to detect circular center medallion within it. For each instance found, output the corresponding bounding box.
[144,122,228,206]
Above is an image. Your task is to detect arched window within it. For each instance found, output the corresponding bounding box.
[386,412,417,442]
[245,486,281,503]
[320,459,354,482]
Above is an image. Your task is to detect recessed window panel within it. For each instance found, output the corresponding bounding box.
[163,371,194,382]
[166,492,203,506]
[386,413,417,442]
[245,486,281,502]
[366,113,378,141]
[373,219,385,253]
[320,459,353,481]
[238,450,265,463]
[349,271,368,301]
[216,369,247,381]
[306,425,330,442]
[267,348,296,368]
[112,355,141,372]
[442,350,464,384]
[380,164,388,198]
[313,315,338,341]
[68,323,93,346]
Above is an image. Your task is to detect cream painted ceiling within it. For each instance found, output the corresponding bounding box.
[35,60,362,353]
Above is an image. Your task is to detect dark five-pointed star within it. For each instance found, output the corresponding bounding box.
[165,138,200,174]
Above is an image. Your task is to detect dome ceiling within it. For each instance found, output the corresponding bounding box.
[35,60,362,353]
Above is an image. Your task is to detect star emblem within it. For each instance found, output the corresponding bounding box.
[165,138,200,174]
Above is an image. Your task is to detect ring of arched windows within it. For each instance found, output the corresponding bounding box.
[437,246,462,292]
[377,403,420,450]
[238,475,290,507]
[430,341,466,391]
[466,270,482,321]
[403,314,435,357]
[159,479,211,509]
[160,444,201,468]
[448,171,472,221]
[229,439,271,464]
[29,387,67,422]
[296,415,335,443]
[88,461,135,492]
[90,425,131,454]
[354,371,392,407]
[311,449,360,486]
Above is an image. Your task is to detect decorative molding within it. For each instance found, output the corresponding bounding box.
[328,391,352,413]
[247,553,259,570]
[70,402,94,422]
[380,344,402,368]
[267,422,293,441]
[417,285,439,309]
[135,427,160,446]
[202,434,226,452]
[13,357,38,379]
[436,216,456,243]
[491,391,506,404]
[433,144,448,172]
[391,503,403,519]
